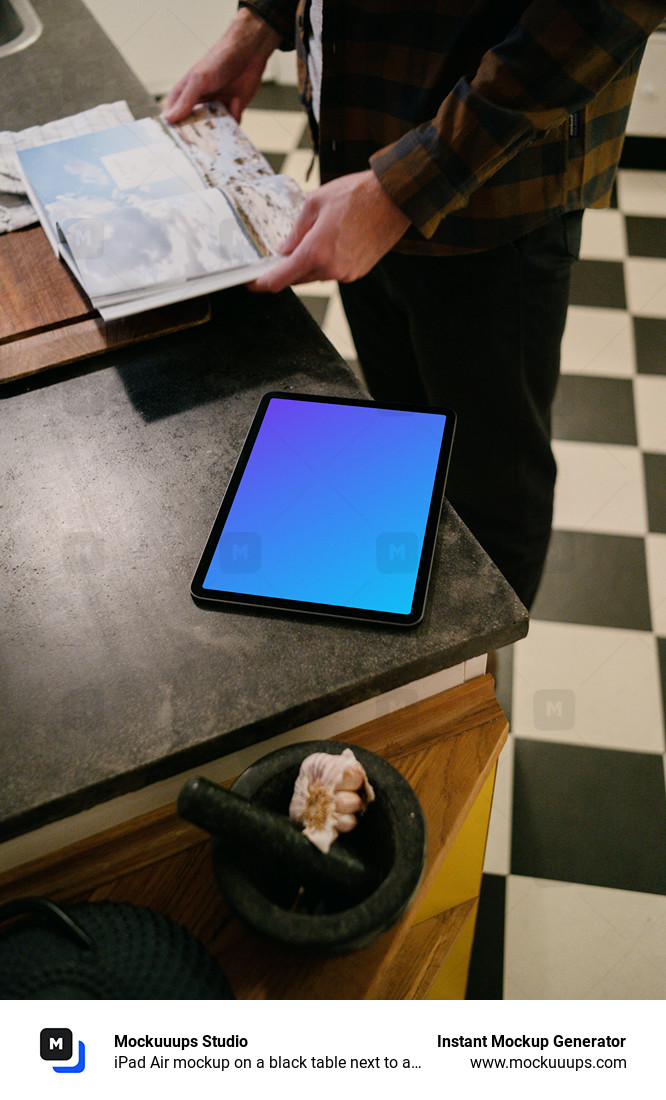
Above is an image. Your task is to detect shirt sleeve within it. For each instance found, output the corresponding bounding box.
[238,0,299,50]
[370,0,666,238]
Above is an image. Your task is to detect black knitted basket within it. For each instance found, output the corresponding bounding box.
[0,898,233,999]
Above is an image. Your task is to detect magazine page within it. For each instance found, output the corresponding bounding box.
[17,117,203,252]
[16,103,305,317]
[167,103,305,255]
[0,101,135,234]
[91,256,283,322]
[58,187,261,301]
[167,101,276,188]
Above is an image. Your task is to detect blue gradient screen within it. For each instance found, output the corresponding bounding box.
[202,397,448,615]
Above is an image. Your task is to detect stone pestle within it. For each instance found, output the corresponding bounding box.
[177,776,379,905]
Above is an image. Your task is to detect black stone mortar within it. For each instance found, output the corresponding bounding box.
[209,741,427,954]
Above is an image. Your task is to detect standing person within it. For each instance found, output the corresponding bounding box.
[164,2,665,609]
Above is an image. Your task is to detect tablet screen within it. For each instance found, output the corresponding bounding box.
[191,392,456,626]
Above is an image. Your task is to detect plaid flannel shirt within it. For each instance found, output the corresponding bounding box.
[241,1,665,253]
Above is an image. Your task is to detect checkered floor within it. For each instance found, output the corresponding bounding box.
[241,84,666,1000]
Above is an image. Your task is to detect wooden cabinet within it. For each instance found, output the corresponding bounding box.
[0,674,506,999]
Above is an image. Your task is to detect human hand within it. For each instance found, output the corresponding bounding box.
[249,171,410,292]
[162,8,281,123]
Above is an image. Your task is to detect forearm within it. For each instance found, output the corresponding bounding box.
[228,5,285,62]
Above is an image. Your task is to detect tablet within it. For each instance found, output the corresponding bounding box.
[191,392,456,626]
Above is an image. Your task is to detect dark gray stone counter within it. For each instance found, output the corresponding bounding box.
[0,0,157,130]
[0,289,527,842]
[0,0,527,844]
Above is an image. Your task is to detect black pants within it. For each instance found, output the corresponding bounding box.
[339,211,584,609]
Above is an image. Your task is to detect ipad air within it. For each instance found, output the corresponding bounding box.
[191,392,456,626]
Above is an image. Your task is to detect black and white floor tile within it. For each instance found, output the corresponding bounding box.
[242,85,666,1000]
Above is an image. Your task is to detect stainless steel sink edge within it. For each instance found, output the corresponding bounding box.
[0,0,43,58]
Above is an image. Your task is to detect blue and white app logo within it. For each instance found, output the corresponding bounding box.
[40,1028,86,1073]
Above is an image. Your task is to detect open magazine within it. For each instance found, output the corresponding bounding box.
[16,103,305,321]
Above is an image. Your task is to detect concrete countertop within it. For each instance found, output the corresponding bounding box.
[0,2,528,844]
[0,0,157,130]
[0,289,527,842]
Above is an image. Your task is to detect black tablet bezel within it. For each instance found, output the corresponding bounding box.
[191,391,456,627]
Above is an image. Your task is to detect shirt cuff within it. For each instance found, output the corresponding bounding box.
[370,124,471,240]
[238,0,296,51]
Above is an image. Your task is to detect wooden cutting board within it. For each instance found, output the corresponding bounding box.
[0,227,210,383]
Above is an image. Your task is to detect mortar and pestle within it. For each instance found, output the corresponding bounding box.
[177,741,427,953]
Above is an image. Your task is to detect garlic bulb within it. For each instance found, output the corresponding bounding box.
[289,748,375,853]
